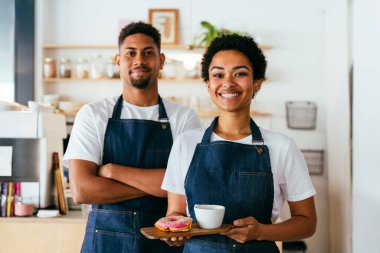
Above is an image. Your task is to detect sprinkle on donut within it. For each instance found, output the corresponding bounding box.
[155,216,193,232]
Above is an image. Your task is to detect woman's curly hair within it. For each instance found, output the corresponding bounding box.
[201,34,267,81]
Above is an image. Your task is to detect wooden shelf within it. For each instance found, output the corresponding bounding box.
[43,78,202,83]
[43,77,119,82]
[42,44,193,50]
[42,44,272,51]
[159,78,203,84]
[43,44,116,49]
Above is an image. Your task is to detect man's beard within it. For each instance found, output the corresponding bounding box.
[130,75,151,89]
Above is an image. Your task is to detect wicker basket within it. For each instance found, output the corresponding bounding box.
[286,101,317,129]
[301,149,324,175]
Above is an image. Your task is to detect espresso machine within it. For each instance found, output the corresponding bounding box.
[0,111,66,208]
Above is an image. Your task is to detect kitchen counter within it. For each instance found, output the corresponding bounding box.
[0,211,282,252]
[0,210,87,224]
[0,211,86,253]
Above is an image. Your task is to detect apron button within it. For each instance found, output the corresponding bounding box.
[95,230,99,233]
[161,123,167,129]
[133,212,137,215]
[233,244,236,248]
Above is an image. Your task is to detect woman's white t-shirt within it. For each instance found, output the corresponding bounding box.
[63,96,201,167]
[162,128,316,223]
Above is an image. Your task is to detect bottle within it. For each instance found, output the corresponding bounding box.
[43,57,57,78]
[59,58,72,78]
[76,58,89,79]
[90,54,104,80]
[105,57,118,79]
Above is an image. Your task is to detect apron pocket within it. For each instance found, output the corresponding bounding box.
[94,229,134,253]
[93,208,135,233]
[184,239,230,253]
[238,172,268,218]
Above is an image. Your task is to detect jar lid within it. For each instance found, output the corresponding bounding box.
[77,58,88,63]
[60,58,70,63]
[44,57,55,62]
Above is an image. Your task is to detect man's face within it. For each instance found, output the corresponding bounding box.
[116,33,164,89]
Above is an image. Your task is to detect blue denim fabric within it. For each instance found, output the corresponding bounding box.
[184,117,279,253]
[81,95,181,253]
[184,239,280,253]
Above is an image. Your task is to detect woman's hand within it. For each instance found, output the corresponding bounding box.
[98,163,115,179]
[223,217,263,243]
[161,236,191,247]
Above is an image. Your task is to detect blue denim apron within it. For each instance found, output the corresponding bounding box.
[81,95,182,253]
[184,117,279,253]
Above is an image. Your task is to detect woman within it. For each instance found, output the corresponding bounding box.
[161,34,317,253]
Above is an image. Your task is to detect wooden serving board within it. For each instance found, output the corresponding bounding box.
[140,224,233,239]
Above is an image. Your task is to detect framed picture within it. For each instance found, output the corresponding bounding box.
[148,9,179,45]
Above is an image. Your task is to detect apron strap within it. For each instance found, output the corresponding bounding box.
[250,118,264,143]
[200,117,265,144]
[158,96,169,121]
[111,94,169,121]
[111,95,124,119]
[200,117,218,144]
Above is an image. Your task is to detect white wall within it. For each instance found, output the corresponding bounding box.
[38,1,330,252]
[325,1,352,252]
[352,0,380,252]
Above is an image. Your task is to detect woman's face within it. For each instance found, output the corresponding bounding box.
[207,50,262,113]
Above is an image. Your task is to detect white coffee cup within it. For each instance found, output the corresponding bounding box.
[43,94,60,108]
[194,204,225,229]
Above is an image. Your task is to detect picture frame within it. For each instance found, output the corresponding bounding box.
[148,9,179,45]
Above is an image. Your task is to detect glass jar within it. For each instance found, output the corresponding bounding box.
[105,57,118,79]
[76,58,89,79]
[90,54,104,80]
[14,196,34,217]
[43,57,57,78]
[161,59,176,79]
[59,58,72,78]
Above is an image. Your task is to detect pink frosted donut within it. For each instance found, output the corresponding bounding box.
[155,216,193,232]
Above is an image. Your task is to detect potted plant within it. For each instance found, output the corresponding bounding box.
[192,21,248,48]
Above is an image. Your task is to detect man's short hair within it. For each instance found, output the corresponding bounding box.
[118,21,161,51]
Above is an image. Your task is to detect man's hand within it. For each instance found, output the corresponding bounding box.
[222,217,263,243]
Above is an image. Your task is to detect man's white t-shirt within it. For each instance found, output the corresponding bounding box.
[63,96,201,167]
[162,128,316,223]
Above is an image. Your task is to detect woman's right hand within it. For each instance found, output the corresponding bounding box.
[161,236,191,247]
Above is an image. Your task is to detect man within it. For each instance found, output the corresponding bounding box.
[63,22,201,253]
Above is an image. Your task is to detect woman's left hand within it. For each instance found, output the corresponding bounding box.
[98,163,114,179]
[222,217,263,243]
[161,236,191,247]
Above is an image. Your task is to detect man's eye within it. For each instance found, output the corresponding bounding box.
[144,51,154,56]
[126,51,136,57]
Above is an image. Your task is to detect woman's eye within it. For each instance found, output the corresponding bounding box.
[212,73,224,78]
[235,72,247,77]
